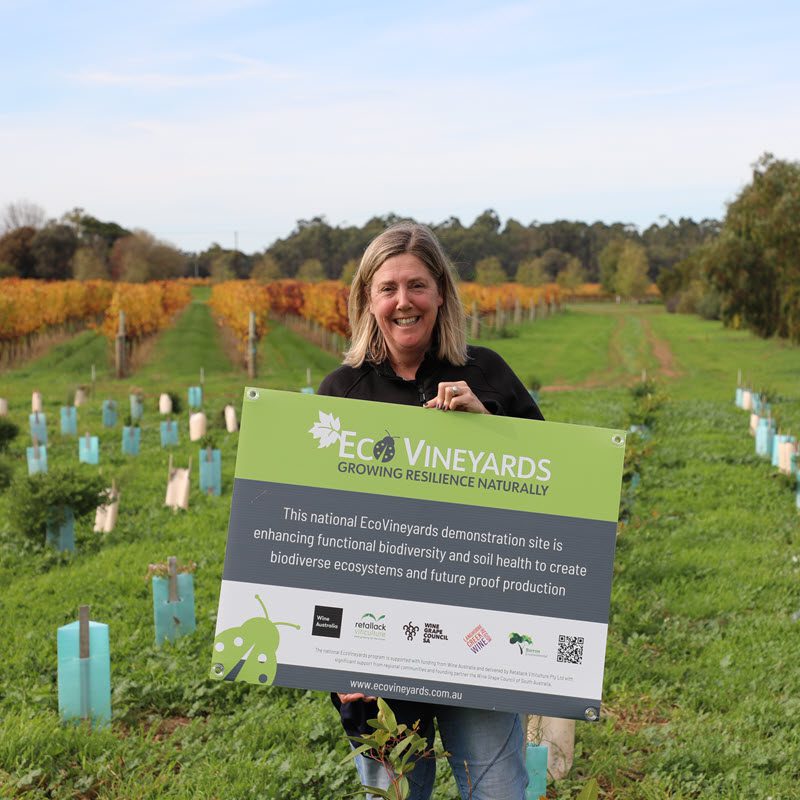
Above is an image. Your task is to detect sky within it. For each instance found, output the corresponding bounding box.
[1,0,799,254]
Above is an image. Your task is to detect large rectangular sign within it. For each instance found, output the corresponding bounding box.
[211,388,625,721]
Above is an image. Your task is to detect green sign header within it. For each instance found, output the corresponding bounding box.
[234,389,625,522]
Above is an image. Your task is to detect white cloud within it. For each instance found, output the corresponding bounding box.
[67,53,295,90]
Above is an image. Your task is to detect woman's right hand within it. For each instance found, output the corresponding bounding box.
[337,692,377,703]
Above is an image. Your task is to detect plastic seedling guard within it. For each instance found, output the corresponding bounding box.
[153,556,197,645]
[60,406,77,436]
[46,508,75,552]
[199,447,222,496]
[57,605,111,728]
[102,400,117,428]
[160,420,179,448]
[188,386,203,408]
[122,426,141,456]
[27,441,48,475]
[29,412,47,445]
[79,433,99,465]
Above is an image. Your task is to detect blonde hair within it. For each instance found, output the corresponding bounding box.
[344,222,467,367]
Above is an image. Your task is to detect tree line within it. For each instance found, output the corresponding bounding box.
[0,201,717,295]
[5,153,796,342]
[657,153,800,343]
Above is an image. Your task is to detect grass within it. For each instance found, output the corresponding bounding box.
[1,300,799,798]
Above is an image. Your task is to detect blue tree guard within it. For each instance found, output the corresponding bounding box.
[735,387,743,407]
[772,435,787,468]
[46,508,75,552]
[300,386,315,395]
[160,420,179,447]
[122,426,141,455]
[60,406,77,436]
[129,394,144,421]
[187,386,203,408]
[199,448,222,495]
[525,743,547,799]
[755,418,775,458]
[26,444,48,474]
[29,412,47,445]
[79,435,99,465]
[102,400,117,428]
[152,571,196,645]
[784,436,797,472]
[57,610,111,728]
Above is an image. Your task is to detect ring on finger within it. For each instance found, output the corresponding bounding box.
[450,386,459,396]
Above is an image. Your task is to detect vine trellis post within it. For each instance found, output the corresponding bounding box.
[115,311,126,378]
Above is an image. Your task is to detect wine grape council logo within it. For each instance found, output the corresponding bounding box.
[312,605,343,638]
[354,612,387,641]
[422,622,448,644]
[464,624,492,653]
[403,621,420,641]
[211,594,300,685]
[508,631,546,657]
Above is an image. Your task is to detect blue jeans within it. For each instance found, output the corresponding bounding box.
[353,707,527,800]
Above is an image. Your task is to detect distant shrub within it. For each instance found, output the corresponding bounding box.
[167,391,183,415]
[8,468,106,546]
[0,418,20,452]
[0,460,12,491]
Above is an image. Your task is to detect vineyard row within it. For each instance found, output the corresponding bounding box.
[209,279,573,359]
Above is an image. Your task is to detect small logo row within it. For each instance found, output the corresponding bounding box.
[313,605,449,644]
[310,606,560,658]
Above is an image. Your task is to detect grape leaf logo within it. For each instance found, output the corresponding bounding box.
[210,595,300,685]
[308,411,342,448]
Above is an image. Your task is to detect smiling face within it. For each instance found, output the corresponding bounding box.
[368,254,443,370]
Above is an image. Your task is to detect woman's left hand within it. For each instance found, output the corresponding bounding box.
[424,381,490,414]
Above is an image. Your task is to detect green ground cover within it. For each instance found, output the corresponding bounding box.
[1,300,799,798]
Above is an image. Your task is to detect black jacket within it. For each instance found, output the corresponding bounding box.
[318,345,544,420]
[319,345,543,738]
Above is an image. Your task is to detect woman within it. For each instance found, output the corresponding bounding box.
[319,222,543,800]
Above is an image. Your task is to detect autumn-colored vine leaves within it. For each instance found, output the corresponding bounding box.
[0,279,193,360]
[209,279,565,354]
[1,276,573,367]
[99,281,192,343]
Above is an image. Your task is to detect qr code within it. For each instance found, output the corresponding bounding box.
[557,635,584,664]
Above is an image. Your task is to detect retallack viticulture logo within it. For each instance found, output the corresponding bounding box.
[354,612,387,640]
[307,410,553,496]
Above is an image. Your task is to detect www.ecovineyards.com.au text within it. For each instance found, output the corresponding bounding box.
[349,679,462,700]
